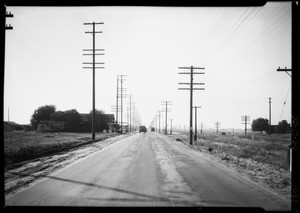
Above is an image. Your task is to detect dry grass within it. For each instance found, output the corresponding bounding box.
[4,131,118,166]
[175,131,291,170]
[170,131,291,200]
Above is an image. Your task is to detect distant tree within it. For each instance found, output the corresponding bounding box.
[31,105,56,129]
[51,109,82,132]
[277,120,291,134]
[252,117,269,134]
[50,111,66,122]
[64,109,82,131]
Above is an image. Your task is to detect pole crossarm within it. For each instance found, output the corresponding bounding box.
[178,72,205,75]
[277,67,292,77]
[83,53,105,55]
[5,25,13,30]
[5,11,14,30]
[5,12,14,17]
[85,31,103,34]
[178,82,205,85]
[178,67,205,69]
[83,49,105,51]
[178,88,205,90]
[84,22,104,25]
[83,67,105,69]
[277,67,292,72]
[83,62,105,64]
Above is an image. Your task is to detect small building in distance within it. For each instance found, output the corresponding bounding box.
[79,113,115,132]
[37,121,68,132]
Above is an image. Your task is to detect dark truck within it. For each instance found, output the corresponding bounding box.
[139,126,147,133]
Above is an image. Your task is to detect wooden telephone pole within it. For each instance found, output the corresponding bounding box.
[178,66,205,145]
[193,106,201,141]
[83,22,104,140]
[161,101,172,134]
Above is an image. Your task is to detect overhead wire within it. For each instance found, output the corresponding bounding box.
[88,7,97,20]
[239,3,284,50]
[199,7,227,53]
[207,8,231,43]
[244,13,291,59]
[205,7,251,63]
[69,7,86,31]
[221,7,256,48]
[278,80,291,122]
[212,7,235,40]
[240,3,290,58]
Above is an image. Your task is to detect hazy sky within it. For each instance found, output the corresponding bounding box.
[4,2,292,130]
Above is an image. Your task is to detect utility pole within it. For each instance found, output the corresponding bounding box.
[290,3,299,211]
[8,107,9,122]
[129,94,132,132]
[241,115,250,135]
[83,22,104,140]
[158,110,161,133]
[215,122,220,135]
[178,66,205,145]
[193,106,201,141]
[111,105,121,123]
[161,101,172,134]
[116,76,119,125]
[201,123,203,134]
[127,106,129,132]
[170,119,173,134]
[117,75,126,133]
[132,102,135,130]
[268,97,272,135]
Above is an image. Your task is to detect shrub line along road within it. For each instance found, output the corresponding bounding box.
[5,132,290,210]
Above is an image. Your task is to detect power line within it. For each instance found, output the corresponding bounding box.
[205,7,252,61]
[241,3,287,49]
[78,7,89,23]
[244,13,291,58]
[221,7,256,47]
[211,7,233,40]
[241,4,290,58]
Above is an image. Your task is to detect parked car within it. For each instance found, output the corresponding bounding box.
[151,127,155,132]
[139,126,147,133]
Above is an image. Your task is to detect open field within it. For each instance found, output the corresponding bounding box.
[4,131,119,166]
[168,131,291,201]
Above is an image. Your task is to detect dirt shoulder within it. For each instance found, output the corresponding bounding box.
[167,132,291,203]
[5,132,135,197]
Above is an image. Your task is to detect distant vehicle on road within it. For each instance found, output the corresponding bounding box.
[151,127,155,132]
[139,126,147,133]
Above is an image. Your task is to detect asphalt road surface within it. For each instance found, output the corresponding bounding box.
[5,132,290,210]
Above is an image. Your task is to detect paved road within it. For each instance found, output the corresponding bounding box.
[5,132,290,210]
